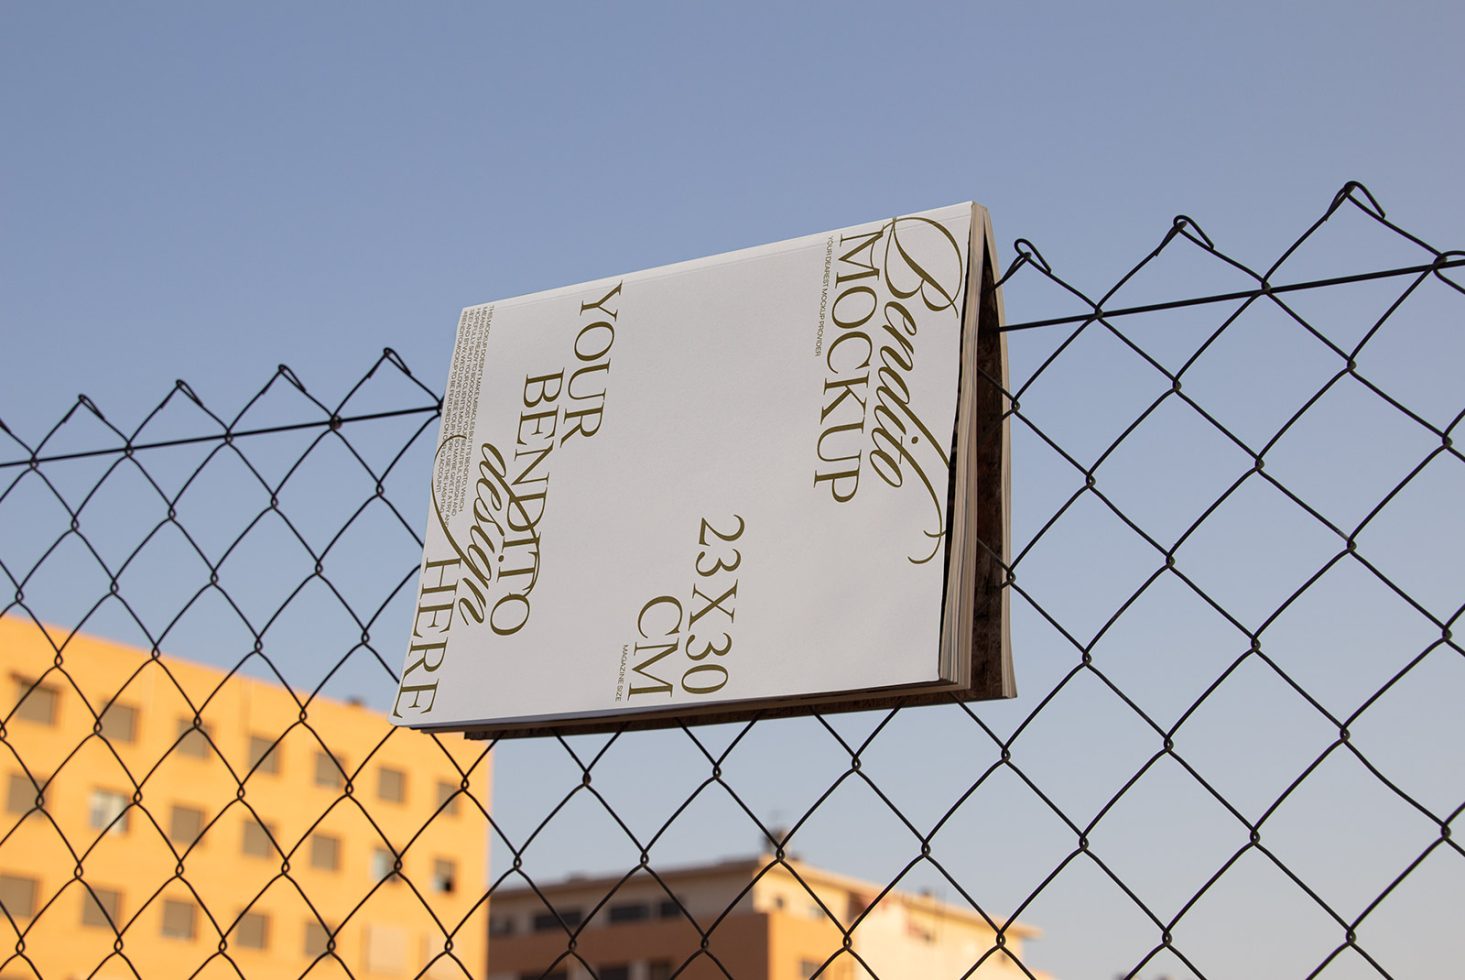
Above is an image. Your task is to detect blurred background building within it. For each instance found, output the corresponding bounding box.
[485,854,1050,980]
[0,617,489,978]
[2,619,1054,978]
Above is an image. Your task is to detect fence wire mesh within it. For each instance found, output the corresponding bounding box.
[1,182,1461,979]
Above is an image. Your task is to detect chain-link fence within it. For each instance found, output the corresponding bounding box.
[2,182,1461,979]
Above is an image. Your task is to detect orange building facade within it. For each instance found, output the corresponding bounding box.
[485,855,1050,980]
[0,616,489,978]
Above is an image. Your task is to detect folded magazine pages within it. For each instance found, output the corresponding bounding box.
[393,202,1013,737]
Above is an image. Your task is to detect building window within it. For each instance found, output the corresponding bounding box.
[99,702,138,743]
[377,766,406,803]
[236,911,269,949]
[242,819,275,858]
[370,847,397,882]
[531,908,582,932]
[81,886,122,929]
[313,752,343,789]
[0,874,38,920]
[435,779,459,815]
[304,921,331,957]
[247,736,279,774]
[489,915,515,937]
[430,858,456,894]
[89,788,129,835]
[6,772,42,814]
[11,678,58,725]
[175,719,212,758]
[658,897,680,919]
[161,899,196,939]
[598,966,631,980]
[799,960,822,979]
[647,962,674,980]
[169,805,205,847]
[310,834,341,871]
[607,902,650,924]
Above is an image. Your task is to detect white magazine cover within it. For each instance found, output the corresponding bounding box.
[393,203,991,731]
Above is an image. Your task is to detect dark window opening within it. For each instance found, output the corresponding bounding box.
[531,908,582,932]
[608,902,650,924]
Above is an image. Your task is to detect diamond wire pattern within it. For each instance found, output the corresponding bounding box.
[1,184,1462,978]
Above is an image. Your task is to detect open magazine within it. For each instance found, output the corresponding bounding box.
[393,203,1012,736]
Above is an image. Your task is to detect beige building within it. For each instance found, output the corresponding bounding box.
[0,616,489,978]
[486,855,1050,980]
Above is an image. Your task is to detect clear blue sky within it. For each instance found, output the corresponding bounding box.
[3,4,1462,979]
[3,2,1461,434]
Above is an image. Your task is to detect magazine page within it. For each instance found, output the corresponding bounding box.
[394,204,976,729]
